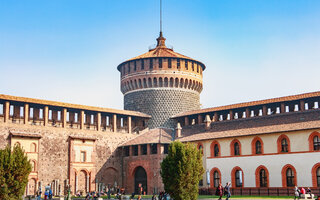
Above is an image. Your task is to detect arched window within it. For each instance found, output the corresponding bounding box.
[255,165,269,187]
[255,141,262,154]
[277,135,290,153]
[281,139,288,152]
[30,160,36,172]
[231,166,244,188]
[234,142,240,155]
[286,168,294,187]
[235,170,242,187]
[30,143,37,152]
[308,132,320,151]
[313,136,320,151]
[281,164,296,187]
[197,143,203,155]
[317,167,320,187]
[214,144,219,157]
[252,137,263,155]
[311,163,320,187]
[213,171,220,188]
[230,139,241,156]
[210,141,220,157]
[259,169,267,187]
[210,168,221,188]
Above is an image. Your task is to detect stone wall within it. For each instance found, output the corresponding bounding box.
[124,89,200,129]
[0,121,137,194]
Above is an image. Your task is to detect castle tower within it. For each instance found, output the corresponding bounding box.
[117,32,206,128]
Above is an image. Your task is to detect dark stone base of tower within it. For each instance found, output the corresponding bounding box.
[124,89,200,128]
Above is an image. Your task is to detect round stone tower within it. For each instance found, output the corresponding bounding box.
[117,32,206,128]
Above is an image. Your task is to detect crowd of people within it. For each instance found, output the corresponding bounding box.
[214,182,231,200]
[294,186,313,199]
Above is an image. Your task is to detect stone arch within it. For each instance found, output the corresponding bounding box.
[164,77,169,87]
[78,170,88,194]
[184,79,189,88]
[28,178,37,195]
[175,78,179,88]
[159,77,163,87]
[30,143,37,152]
[134,79,138,89]
[169,77,174,87]
[153,77,157,87]
[101,167,119,187]
[148,78,152,88]
[138,79,142,89]
[133,166,148,194]
[30,159,36,172]
[143,78,147,88]
[180,78,184,88]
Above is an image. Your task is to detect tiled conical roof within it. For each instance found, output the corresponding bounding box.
[118,32,205,69]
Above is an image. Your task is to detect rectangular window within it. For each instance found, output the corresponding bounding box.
[141,60,144,70]
[75,113,78,123]
[39,109,43,119]
[49,110,52,120]
[106,116,110,126]
[192,62,194,71]
[177,59,180,69]
[20,106,24,117]
[141,144,147,155]
[133,145,138,156]
[168,58,172,68]
[134,61,137,71]
[151,144,157,154]
[185,60,188,70]
[124,146,130,157]
[150,59,153,69]
[159,58,162,68]
[80,151,86,162]
[30,108,34,119]
[0,104,3,115]
[164,144,169,154]
[128,62,130,73]
[9,105,14,116]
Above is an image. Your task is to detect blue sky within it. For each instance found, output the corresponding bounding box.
[0,0,319,109]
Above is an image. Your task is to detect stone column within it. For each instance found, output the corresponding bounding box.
[175,123,182,138]
[280,103,285,113]
[245,108,250,118]
[44,106,49,126]
[184,117,189,126]
[213,112,218,122]
[97,112,101,131]
[24,104,29,124]
[300,100,305,111]
[229,110,234,120]
[128,116,132,134]
[262,105,267,116]
[80,111,84,129]
[75,174,78,194]
[4,101,10,123]
[197,115,202,124]
[62,108,67,128]
[87,174,90,193]
[113,114,117,132]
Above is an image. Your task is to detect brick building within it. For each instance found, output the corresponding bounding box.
[0,32,320,197]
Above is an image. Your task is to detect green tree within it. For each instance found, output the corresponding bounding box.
[161,141,204,200]
[0,144,32,200]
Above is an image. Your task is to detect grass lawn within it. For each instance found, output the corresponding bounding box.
[198,195,293,199]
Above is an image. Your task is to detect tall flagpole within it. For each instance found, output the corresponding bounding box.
[160,0,162,34]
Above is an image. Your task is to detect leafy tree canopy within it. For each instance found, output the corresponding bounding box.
[0,144,32,200]
[161,141,204,200]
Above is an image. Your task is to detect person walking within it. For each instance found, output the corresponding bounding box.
[215,183,223,200]
[224,182,231,200]
[294,186,300,200]
[36,186,42,200]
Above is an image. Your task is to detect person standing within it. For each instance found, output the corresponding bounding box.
[224,182,231,200]
[138,183,143,200]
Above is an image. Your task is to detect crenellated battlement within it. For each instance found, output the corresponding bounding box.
[0,94,150,134]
